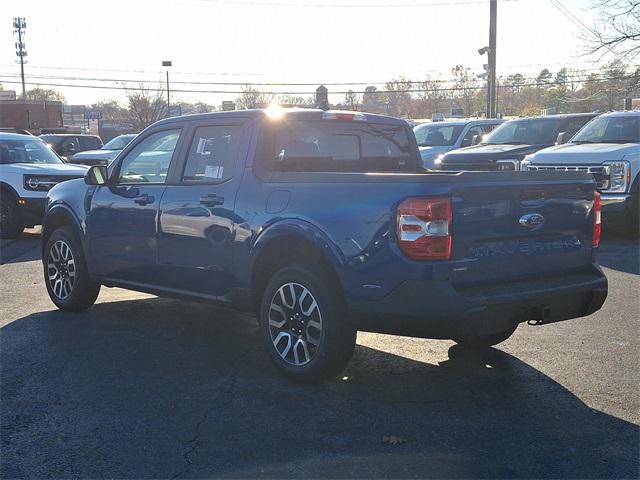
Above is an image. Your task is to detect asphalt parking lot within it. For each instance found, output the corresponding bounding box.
[1,229,638,479]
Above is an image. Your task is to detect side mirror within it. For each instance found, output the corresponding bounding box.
[64,143,76,155]
[85,165,108,185]
[471,134,481,146]
[556,132,569,145]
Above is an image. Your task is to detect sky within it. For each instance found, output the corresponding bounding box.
[0,0,614,107]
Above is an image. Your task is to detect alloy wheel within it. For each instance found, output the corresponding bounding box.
[47,240,76,300]
[268,282,323,366]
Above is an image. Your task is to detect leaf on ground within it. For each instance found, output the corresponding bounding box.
[382,435,406,445]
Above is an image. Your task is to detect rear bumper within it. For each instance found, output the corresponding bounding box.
[17,197,47,227]
[347,265,608,339]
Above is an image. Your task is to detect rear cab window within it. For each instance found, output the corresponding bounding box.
[258,119,418,173]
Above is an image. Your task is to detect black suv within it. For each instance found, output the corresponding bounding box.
[40,134,103,160]
[437,113,598,171]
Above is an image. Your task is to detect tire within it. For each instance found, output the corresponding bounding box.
[43,227,100,311]
[627,189,639,238]
[259,263,356,382]
[455,324,518,349]
[0,193,24,239]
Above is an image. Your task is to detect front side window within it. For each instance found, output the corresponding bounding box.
[117,129,180,184]
[413,124,464,147]
[461,126,484,146]
[0,139,64,164]
[264,120,415,172]
[182,125,243,182]
[572,116,640,144]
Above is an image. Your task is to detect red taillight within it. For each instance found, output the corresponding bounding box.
[397,197,452,260]
[592,191,602,247]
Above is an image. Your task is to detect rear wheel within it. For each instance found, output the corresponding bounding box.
[455,324,518,349]
[44,227,100,311]
[259,264,356,382]
[0,193,24,239]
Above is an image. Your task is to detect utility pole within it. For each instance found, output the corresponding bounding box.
[13,17,27,100]
[162,60,172,117]
[488,0,497,118]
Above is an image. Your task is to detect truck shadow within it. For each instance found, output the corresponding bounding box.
[598,235,639,275]
[1,297,638,479]
[0,230,41,265]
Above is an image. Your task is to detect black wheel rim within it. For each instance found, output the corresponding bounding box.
[47,240,76,300]
[268,282,323,366]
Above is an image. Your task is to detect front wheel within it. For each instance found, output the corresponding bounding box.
[259,264,356,382]
[44,227,100,311]
[454,324,518,349]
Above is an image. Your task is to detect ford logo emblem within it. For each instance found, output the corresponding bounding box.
[519,213,545,230]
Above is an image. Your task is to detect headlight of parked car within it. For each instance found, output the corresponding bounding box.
[603,161,630,193]
[496,159,520,171]
[23,175,59,191]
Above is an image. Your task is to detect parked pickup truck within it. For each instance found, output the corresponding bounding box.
[524,111,639,234]
[436,113,598,171]
[42,109,608,381]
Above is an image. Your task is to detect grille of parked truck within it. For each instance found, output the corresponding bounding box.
[41,109,608,381]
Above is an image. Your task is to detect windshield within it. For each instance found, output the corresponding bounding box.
[572,116,640,144]
[0,139,63,164]
[103,135,135,150]
[413,123,464,147]
[485,118,561,145]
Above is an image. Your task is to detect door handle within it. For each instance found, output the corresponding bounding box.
[134,194,155,206]
[200,194,224,207]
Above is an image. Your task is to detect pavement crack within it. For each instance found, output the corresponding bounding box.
[171,345,254,479]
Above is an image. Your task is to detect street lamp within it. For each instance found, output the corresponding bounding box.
[162,60,172,117]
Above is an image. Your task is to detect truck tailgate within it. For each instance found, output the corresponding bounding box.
[449,171,596,285]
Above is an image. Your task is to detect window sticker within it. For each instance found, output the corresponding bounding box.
[204,165,223,179]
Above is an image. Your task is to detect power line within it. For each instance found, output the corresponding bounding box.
[197,0,521,8]
[0,75,635,96]
[0,67,631,87]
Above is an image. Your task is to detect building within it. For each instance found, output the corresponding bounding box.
[0,100,64,134]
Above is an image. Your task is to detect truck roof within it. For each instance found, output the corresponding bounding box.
[152,108,409,128]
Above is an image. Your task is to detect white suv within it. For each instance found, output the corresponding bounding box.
[0,133,88,238]
[524,111,639,234]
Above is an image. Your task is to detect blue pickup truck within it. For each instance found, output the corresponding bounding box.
[42,109,608,381]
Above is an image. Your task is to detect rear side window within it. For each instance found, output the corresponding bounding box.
[182,125,243,183]
[261,121,415,172]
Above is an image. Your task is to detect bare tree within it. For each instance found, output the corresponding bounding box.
[236,85,274,109]
[26,87,65,102]
[590,0,640,60]
[343,90,360,110]
[277,94,315,107]
[124,83,165,131]
[451,65,481,117]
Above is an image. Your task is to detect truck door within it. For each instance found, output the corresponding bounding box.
[157,119,252,297]
[86,128,183,285]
